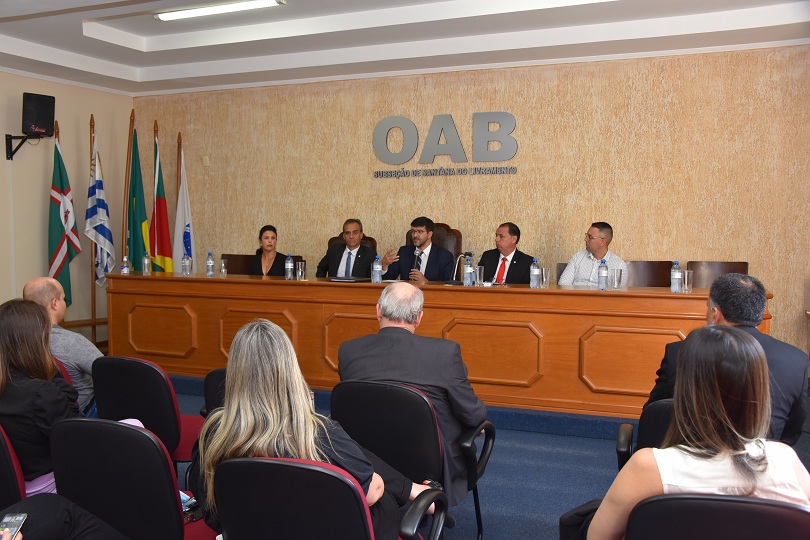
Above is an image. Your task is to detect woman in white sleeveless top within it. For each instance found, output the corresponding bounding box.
[588,325,810,540]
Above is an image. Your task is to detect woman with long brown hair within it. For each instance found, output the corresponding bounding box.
[587,325,810,540]
[0,299,79,496]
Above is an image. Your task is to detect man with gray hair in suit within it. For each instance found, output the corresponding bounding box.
[338,282,487,506]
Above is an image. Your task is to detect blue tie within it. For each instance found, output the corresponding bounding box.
[344,251,352,277]
[416,251,423,272]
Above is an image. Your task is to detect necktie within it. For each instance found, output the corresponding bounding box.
[495,256,507,283]
[416,251,423,272]
[344,251,352,277]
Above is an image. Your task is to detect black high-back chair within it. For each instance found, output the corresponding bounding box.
[616,399,673,470]
[686,261,748,289]
[625,493,810,540]
[327,233,378,254]
[0,425,24,510]
[199,367,227,418]
[625,261,672,287]
[92,356,205,463]
[214,457,446,540]
[331,380,495,540]
[50,418,215,540]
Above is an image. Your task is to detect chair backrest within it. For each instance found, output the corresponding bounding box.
[222,253,305,275]
[92,356,182,454]
[331,380,443,484]
[636,399,674,451]
[625,493,810,540]
[556,262,567,282]
[405,223,462,262]
[51,418,186,540]
[0,425,24,509]
[215,457,374,540]
[686,261,748,289]
[203,367,227,416]
[327,234,378,254]
[625,261,672,287]
[220,253,253,275]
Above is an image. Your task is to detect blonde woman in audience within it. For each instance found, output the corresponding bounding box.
[588,325,810,540]
[0,299,79,496]
[193,319,431,540]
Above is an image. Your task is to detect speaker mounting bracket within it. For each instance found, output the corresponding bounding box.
[5,134,31,161]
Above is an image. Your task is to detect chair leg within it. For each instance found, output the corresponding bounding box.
[473,486,483,540]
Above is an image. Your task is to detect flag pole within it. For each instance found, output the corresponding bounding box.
[177,132,182,194]
[89,115,97,343]
[152,120,159,263]
[121,110,134,258]
[54,120,59,144]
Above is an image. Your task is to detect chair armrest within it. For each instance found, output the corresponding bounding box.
[459,420,495,489]
[400,489,448,540]
[616,423,634,470]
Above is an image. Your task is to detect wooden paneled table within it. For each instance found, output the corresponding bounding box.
[107,274,771,418]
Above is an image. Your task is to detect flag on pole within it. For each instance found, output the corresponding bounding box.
[48,139,82,306]
[148,135,173,272]
[84,135,115,286]
[127,129,150,266]
[172,148,196,272]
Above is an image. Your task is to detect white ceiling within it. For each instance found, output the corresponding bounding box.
[0,0,808,95]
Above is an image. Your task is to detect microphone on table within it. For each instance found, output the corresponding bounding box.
[447,251,475,286]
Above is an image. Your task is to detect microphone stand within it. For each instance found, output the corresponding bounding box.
[446,251,475,286]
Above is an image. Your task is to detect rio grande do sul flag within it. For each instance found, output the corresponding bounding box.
[148,135,173,272]
[48,139,82,306]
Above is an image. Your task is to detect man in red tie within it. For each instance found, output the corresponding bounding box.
[477,222,535,284]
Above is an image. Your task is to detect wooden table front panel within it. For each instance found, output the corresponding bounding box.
[107,275,771,418]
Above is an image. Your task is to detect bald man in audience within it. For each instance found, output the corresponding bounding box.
[23,277,103,418]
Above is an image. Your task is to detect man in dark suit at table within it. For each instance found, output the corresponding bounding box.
[338,282,487,506]
[315,218,376,278]
[477,222,534,284]
[381,216,454,282]
[646,273,809,445]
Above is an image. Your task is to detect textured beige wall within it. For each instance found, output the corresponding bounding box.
[0,71,132,331]
[132,45,804,352]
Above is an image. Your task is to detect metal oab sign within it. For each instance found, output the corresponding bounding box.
[372,112,518,178]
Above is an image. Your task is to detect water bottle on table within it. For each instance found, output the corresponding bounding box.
[181,255,191,276]
[142,251,151,276]
[529,258,541,289]
[285,254,294,280]
[120,256,131,275]
[463,256,474,286]
[597,259,608,290]
[371,255,383,283]
[670,260,682,293]
[205,252,215,278]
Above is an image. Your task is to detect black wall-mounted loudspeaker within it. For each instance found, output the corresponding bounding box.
[22,93,55,138]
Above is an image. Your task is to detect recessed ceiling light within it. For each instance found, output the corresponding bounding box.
[155,0,287,22]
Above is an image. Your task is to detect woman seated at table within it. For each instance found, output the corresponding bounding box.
[587,325,810,540]
[248,225,285,276]
[0,299,79,496]
[194,319,432,540]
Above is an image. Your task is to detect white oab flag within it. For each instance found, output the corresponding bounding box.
[172,148,196,272]
[84,136,115,286]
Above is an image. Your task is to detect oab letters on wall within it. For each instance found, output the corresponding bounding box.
[373,112,518,167]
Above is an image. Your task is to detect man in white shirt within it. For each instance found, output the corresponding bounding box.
[316,219,376,278]
[558,222,628,287]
